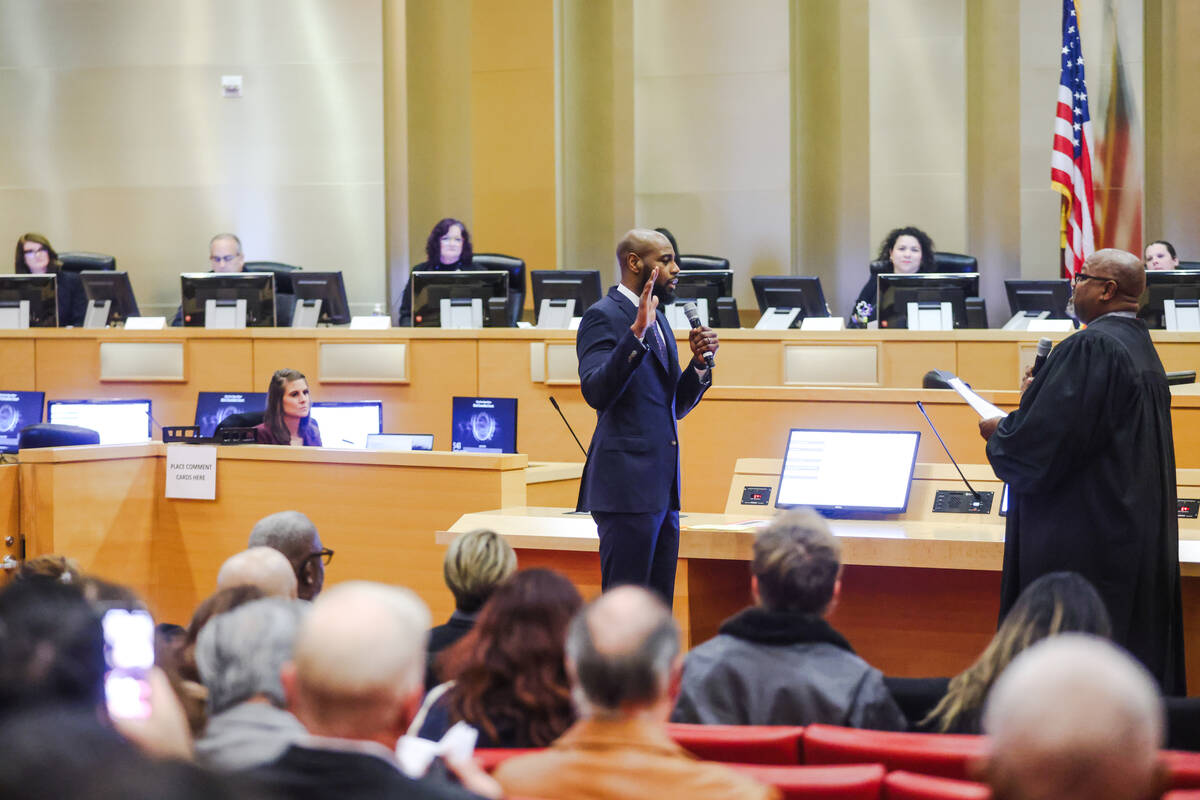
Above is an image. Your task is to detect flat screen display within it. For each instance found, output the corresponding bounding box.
[451,396,518,454]
[1000,484,1009,517]
[193,392,268,437]
[366,433,435,452]
[309,401,383,449]
[775,428,920,513]
[0,390,44,453]
[47,399,152,445]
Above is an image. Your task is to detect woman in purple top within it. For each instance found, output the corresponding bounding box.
[253,368,322,446]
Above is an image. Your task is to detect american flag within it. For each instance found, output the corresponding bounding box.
[1050,0,1096,277]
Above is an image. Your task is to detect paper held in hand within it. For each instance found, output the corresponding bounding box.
[931,369,1008,420]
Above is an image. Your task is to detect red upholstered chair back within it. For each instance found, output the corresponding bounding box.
[474,747,542,772]
[666,722,805,764]
[1164,751,1200,791]
[727,763,885,800]
[802,725,986,781]
[883,770,990,800]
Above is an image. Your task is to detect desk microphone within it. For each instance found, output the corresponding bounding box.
[683,302,716,369]
[1031,337,1052,377]
[548,396,588,458]
[915,400,981,501]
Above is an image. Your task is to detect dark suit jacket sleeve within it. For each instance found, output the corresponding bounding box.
[577,305,649,411]
[674,360,710,420]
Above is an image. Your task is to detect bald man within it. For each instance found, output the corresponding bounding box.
[495,587,775,800]
[980,249,1185,693]
[575,229,719,605]
[980,634,1166,800]
[248,511,328,601]
[216,547,298,599]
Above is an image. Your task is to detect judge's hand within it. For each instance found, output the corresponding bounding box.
[1020,365,1034,394]
[979,416,1003,442]
[630,268,659,338]
[688,325,719,368]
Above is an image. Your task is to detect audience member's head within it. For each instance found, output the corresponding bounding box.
[980,634,1164,800]
[217,547,299,599]
[14,232,60,275]
[923,571,1111,733]
[14,553,81,584]
[1145,239,1179,270]
[209,233,245,274]
[565,585,681,720]
[425,217,473,267]
[877,226,936,274]
[0,579,105,716]
[751,508,842,615]
[248,510,326,600]
[439,568,582,746]
[77,575,147,613]
[443,528,517,614]
[195,597,307,715]
[282,581,430,749]
[179,585,269,685]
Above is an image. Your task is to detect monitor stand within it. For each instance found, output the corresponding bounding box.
[440,297,482,328]
[83,299,111,329]
[1001,310,1050,331]
[205,299,247,329]
[665,298,708,329]
[1165,299,1200,332]
[906,301,954,331]
[754,307,801,330]
[292,298,322,328]
[537,298,575,329]
[0,300,30,329]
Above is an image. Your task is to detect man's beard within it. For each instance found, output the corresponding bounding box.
[650,278,676,305]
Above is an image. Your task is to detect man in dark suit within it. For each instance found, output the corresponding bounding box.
[576,228,719,606]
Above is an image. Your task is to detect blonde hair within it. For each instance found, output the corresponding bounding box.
[443,529,517,613]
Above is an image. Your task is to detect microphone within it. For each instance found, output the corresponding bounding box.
[915,400,982,502]
[1031,337,1052,378]
[548,396,588,458]
[682,302,715,369]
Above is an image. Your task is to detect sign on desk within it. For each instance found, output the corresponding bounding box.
[165,444,217,500]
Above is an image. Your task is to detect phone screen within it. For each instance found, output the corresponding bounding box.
[102,608,155,719]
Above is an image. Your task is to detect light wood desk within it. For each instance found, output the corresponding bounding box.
[17,443,572,625]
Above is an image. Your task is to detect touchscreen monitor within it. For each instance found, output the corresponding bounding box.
[47,399,153,445]
[775,428,920,514]
[309,401,383,449]
[0,390,44,453]
[451,397,518,454]
[193,392,268,437]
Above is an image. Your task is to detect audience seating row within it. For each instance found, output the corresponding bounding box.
[475,723,1200,795]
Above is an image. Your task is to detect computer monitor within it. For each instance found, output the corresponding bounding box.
[877,273,981,329]
[0,274,58,327]
[411,270,510,328]
[0,390,45,454]
[366,433,435,451]
[529,270,603,322]
[79,271,141,326]
[1139,270,1200,329]
[193,392,268,437]
[47,399,153,445]
[674,270,734,308]
[309,401,383,449]
[291,271,351,326]
[179,272,276,327]
[775,428,921,514]
[750,276,830,318]
[451,396,518,454]
[1004,279,1072,319]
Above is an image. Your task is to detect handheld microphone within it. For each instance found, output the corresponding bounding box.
[1031,337,1052,378]
[548,396,588,458]
[915,400,981,502]
[682,302,715,369]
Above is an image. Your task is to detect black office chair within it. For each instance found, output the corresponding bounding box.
[677,254,731,271]
[17,423,100,449]
[215,411,264,432]
[1177,260,1200,271]
[869,251,978,276]
[244,261,301,294]
[58,252,116,273]
[471,253,526,326]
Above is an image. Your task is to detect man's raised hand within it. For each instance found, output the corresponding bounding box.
[631,267,659,338]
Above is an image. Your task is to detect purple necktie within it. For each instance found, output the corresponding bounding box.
[648,320,667,365]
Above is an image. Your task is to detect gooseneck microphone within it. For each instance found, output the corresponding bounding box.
[1031,337,1053,378]
[915,400,982,501]
[682,302,716,369]
[548,396,588,458]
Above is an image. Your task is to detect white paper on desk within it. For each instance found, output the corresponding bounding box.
[943,374,1007,420]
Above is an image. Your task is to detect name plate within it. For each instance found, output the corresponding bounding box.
[124,316,167,330]
[165,444,217,500]
[349,316,391,330]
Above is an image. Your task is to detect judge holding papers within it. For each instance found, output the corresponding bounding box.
[979,249,1185,694]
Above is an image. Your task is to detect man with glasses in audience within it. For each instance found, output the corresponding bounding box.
[979,249,1185,695]
[248,510,331,601]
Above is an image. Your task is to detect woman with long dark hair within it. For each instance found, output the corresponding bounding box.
[398,218,475,326]
[414,568,582,748]
[14,232,87,326]
[253,368,322,447]
[848,225,936,328]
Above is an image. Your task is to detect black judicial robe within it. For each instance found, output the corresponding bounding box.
[986,313,1185,694]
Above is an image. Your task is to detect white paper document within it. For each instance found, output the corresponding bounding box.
[933,370,1008,420]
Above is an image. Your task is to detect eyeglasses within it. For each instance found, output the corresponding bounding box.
[23,246,47,257]
[1073,271,1113,285]
[300,547,334,569]
[209,254,240,265]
